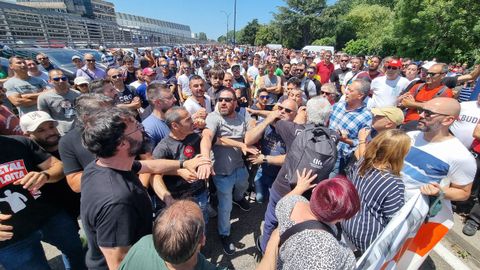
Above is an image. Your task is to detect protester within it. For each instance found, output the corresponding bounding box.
[342,129,410,254]
[76,53,106,80]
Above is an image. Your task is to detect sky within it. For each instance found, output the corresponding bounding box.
[111,0,336,40]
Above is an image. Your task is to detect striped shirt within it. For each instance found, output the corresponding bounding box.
[342,164,405,253]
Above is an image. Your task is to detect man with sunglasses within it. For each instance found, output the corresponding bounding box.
[37,69,80,135]
[400,63,453,129]
[76,53,106,81]
[401,97,475,246]
[4,56,47,116]
[108,68,142,112]
[36,53,56,73]
[198,88,257,255]
[155,59,177,96]
[331,54,351,94]
[368,59,409,109]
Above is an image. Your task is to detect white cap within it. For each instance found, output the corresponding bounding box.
[422,61,437,70]
[74,76,90,85]
[20,111,57,133]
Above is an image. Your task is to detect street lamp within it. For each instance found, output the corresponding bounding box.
[220,10,231,44]
[233,0,237,47]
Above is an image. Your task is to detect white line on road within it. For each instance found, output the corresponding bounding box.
[433,243,471,270]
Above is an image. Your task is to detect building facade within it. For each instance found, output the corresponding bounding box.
[116,12,191,38]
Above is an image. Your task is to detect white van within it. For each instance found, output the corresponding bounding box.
[302,45,335,54]
[266,44,283,50]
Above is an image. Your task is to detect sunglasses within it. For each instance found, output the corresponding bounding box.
[85,59,96,62]
[259,95,269,99]
[386,66,399,70]
[340,60,349,62]
[217,97,234,103]
[160,64,168,68]
[321,91,334,95]
[278,105,293,114]
[111,74,123,79]
[307,71,315,74]
[297,69,304,72]
[426,72,444,77]
[37,57,48,60]
[52,76,68,82]
[417,108,449,118]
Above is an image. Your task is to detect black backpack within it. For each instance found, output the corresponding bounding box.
[283,124,338,191]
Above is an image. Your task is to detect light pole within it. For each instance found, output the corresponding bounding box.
[233,0,237,47]
[220,11,231,44]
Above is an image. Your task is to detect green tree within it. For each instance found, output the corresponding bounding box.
[343,39,370,55]
[238,19,261,45]
[312,36,336,46]
[198,32,207,41]
[254,24,281,46]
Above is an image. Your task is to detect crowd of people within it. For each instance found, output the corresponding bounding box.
[0,44,479,270]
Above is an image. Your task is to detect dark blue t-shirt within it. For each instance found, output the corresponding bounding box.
[260,125,286,177]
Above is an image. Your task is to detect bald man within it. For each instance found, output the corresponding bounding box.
[245,98,299,203]
[119,200,221,270]
[402,97,476,216]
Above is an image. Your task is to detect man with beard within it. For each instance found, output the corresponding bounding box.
[331,54,351,94]
[19,111,85,270]
[155,59,177,98]
[37,69,80,135]
[142,83,177,149]
[368,59,409,109]
[401,97,475,239]
[197,88,258,255]
[297,63,317,99]
[342,56,363,95]
[80,107,210,270]
[183,75,211,130]
[356,55,384,82]
[231,64,251,107]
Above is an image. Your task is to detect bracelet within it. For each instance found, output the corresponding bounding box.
[358,141,366,144]
[179,160,184,169]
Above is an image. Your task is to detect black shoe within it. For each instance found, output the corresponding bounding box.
[220,235,235,255]
[255,235,263,254]
[462,219,479,236]
[233,198,251,212]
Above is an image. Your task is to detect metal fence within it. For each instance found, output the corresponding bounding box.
[0,1,206,49]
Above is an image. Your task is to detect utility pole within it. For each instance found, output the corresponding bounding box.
[233,0,237,47]
[220,10,231,44]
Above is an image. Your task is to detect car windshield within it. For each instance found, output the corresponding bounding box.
[46,50,81,66]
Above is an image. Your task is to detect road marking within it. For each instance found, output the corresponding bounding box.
[433,243,471,270]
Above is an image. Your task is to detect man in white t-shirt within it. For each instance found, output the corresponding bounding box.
[368,59,409,109]
[177,62,193,104]
[450,94,480,148]
[183,75,211,130]
[402,97,475,217]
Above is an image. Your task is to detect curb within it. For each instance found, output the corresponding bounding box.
[443,215,480,268]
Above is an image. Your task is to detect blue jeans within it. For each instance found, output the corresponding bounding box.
[193,190,209,226]
[254,167,276,203]
[213,166,249,236]
[260,187,282,253]
[0,211,85,270]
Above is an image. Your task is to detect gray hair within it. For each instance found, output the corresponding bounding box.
[352,79,371,97]
[321,83,337,95]
[147,82,171,104]
[75,93,114,123]
[306,96,332,125]
[164,106,187,129]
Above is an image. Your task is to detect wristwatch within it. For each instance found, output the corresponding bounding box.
[179,159,185,169]
[262,155,268,164]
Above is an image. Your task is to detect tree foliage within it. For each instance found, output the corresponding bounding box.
[198,32,208,41]
[238,19,260,45]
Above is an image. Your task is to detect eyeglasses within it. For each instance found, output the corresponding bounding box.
[417,108,449,118]
[259,95,269,99]
[340,60,349,62]
[124,122,144,137]
[307,71,315,74]
[85,59,96,62]
[278,105,293,114]
[426,72,444,77]
[52,76,68,82]
[217,97,234,103]
[111,74,123,79]
[386,66,399,70]
[321,91,334,96]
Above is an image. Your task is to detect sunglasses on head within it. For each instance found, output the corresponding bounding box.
[217,97,233,103]
[386,66,399,70]
[52,76,68,82]
[278,105,293,114]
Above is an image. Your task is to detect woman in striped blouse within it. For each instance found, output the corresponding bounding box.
[341,129,411,254]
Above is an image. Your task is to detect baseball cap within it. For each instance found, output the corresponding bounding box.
[20,111,58,133]
[386,59,402,68]
[72,55,81,61]
[422,61,437,70]
[371,107,404,126]
[142,67,156,76]
[74,76,90,85]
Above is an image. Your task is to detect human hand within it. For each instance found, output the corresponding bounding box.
[197,164,215,180]
[401,94,415,107]
[242,144,260,156]
[293,168,318,194]
[420,182,442,196]
[247,154,264,165]
[13,171,48,191]
[0,214,13,241]
[358,127,371,141]
[183,155,211,173]
[177,168,198,183]
[193,108,207,120]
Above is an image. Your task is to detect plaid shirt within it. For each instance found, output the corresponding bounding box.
[329,101,372,158]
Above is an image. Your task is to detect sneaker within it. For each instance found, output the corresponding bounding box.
[207,204,217,218]
[220,235,235,255]
[233,198,251,212]
[462,219,479,236]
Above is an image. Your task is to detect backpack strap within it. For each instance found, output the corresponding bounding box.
[434,85,449,97]
[413,83,426,98]
[279,220,341,248]
[304,78,311,99]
